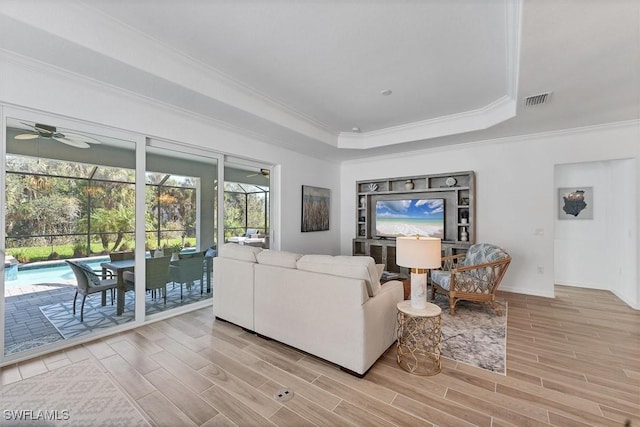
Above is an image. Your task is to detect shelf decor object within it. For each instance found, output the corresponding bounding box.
[396,236,441,309]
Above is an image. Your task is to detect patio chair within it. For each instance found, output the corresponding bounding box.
[109,251,134,261]
[66,260,118,322]
[169,252,205,298]
[123,256,171,304]
[430,243,511,316]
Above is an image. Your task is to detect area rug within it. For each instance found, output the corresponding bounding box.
[431,293,507,374]
[0,361,150,426]
[39,282,211,340]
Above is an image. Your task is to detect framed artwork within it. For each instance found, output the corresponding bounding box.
[558,187,593,220]
[301,185,330,232]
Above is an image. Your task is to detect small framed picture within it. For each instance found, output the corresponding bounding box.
[558,187,593,220]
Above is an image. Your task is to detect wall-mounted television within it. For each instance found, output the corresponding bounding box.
[375,198,444,238]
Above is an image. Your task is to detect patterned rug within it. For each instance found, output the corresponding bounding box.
[0,361,150,426]
[40,282,211,339]
[431,293,507,374]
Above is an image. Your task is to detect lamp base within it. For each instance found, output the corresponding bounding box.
[410,268,428,309]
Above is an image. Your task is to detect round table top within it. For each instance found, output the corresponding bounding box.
[397,300,442,317]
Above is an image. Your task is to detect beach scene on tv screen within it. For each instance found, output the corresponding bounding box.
[375,199,444,238]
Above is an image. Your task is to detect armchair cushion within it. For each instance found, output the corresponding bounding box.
[431,270,451,290]
[463,243,510,266]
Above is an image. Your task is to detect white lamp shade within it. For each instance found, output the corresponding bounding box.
[396,236,441,269]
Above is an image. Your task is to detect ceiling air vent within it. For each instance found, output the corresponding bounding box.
[523,92,552,107]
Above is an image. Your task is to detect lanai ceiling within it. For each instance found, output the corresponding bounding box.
[0,0,638,160]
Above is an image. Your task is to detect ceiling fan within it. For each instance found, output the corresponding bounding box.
[246,168,270,179]
[14,122,101,149]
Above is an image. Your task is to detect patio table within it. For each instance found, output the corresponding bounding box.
[100,259,134,316]
[101,256,213,316]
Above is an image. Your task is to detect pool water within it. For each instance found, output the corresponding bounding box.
[4,248,199,290]
[4,257,109,289]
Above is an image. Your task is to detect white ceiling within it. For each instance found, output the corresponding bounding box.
[0,0,638,161]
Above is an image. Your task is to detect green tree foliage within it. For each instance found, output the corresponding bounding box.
[5,155,197,257]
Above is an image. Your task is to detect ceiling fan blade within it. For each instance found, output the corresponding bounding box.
[52,136,90,149]
[246,169,270,178]
[14,133,39,140]
[33,123,56,135]
[62,132,101,145]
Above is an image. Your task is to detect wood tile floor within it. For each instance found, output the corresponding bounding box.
[1,285,639,426]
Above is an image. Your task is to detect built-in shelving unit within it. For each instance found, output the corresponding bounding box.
[353,171,475,272]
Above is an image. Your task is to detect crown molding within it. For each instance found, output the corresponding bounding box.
[0,3,337,147]
[337,96,516,149]
[337,0,522,149]
[341,119,640,165]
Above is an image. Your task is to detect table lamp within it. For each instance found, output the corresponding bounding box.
[396,236,442,309]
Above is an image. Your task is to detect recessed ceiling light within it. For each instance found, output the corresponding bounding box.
[380,89,392,96]
[352,127,361,132]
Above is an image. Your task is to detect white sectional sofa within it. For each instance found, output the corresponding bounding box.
[213,244,404,376]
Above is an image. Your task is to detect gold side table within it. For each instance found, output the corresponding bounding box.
[396,301,442,375]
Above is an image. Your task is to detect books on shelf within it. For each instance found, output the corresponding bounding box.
[381,271,400,281]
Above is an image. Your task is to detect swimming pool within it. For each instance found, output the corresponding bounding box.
[4,248,200,289]
[4,257,110,289]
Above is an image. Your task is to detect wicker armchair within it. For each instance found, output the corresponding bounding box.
[66,260,117,322]
[430,243,511,315]
[169,252,205,298]
[123,256,171,304]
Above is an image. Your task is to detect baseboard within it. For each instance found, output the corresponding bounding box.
[555,280,603,289]
[215,316,256,334]
[555,283,639,310]
[610,289,640,310]
[499,285,555,298]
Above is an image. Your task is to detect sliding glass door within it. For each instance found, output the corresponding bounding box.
[3,114,136,357]
[223,161,270,249]
[144,143,219,315]
[0,108,273,365]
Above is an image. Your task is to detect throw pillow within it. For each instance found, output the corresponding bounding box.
[71,260,101,286]
[256,250,302,268]
[219,243,262,262]
[296,255,381,297]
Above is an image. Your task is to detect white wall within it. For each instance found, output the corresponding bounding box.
[0,53,342,255]
[340,121,640,306]
[554,159,637,309]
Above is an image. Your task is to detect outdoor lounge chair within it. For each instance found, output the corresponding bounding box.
[66,260,118,322]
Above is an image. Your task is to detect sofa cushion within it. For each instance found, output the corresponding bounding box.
[296,255,381,297]
[219,243,262,262]
[256,250,302,269]
[376,264,385,279]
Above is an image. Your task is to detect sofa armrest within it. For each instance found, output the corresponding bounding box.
[213,257,256,330]
[361,280,404,371]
